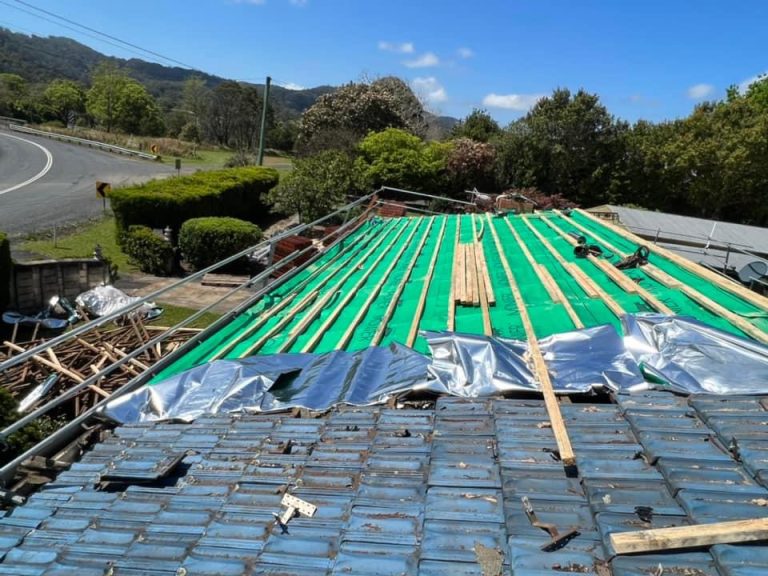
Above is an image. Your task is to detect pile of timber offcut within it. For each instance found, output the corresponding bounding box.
[454,241,496,307]
[1,321,200,419]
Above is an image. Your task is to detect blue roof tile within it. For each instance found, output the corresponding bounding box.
[5,395,768,573]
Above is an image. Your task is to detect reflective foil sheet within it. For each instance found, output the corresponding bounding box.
[102,343,432,423]
[76,285,157,319]
[426,324,645,395]
[103,324,646,425]
[623,314,768,394]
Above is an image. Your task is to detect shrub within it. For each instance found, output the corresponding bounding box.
[0,232,10,313]
[354,128,451,195]
[224,150,257,167]
[267,150,358,223]
[109,167,279,242]
[179,217,263,271]
[123,225,174,275]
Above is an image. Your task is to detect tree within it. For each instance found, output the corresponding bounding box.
[0,73,29,118]
[298,83,403,153]
[446,138,496,195]
[204,81,272,150]
[371,76,428,137]
[43,79,85,125]
[493,88,626,206]
[354,128,451,194]
[742,75,768,111]
[297,78,427,154]
[182,75,211,120]
[658,97,768,225]
[267,150,357,222]
[451,109,500,142]
[86,63,164,135]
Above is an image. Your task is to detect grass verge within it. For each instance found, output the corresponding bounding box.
[20,216,137,276]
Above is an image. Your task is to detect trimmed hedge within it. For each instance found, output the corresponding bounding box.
[109,167,279,243]
[179,217,263,271]
[123,225,174,276]
[0,233,10,313]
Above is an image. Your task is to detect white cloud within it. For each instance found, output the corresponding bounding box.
[233,0,266,4]
[403,52,440,68]
[482,92,544,111]
[457,47,474,59]
[412,77,447,103]
[687,83,714,100]
[289,0,307,5]
[378,41,414,54]
[279,82,305,90]
[738,73,766,94]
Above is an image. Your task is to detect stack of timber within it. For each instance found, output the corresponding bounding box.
[1,321,199,420]
[453,241,496,307]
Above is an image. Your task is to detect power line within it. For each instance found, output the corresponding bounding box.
[10,0,196,70]
[3,3,295,91]
[0,2,163,63]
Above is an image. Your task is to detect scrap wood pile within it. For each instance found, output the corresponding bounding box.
[1,321,200,419]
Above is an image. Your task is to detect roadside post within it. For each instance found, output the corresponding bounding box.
[96,181,111,215]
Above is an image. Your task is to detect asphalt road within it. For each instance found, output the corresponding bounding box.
[0,128,177,237]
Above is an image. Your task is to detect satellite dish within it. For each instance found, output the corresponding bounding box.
[738,260,768,285]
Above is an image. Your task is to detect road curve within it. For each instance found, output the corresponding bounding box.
[0,128,177,236]
[0,132,53,196]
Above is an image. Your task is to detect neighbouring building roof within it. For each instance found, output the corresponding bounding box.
[588,204,768,275]
[2,394,768,574]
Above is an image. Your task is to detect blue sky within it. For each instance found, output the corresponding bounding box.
[2,0,767,124]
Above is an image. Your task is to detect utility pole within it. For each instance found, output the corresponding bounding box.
[257,76,272,166]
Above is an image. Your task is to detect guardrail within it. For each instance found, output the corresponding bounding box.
[8,124,159,161]
[0,116,27,126]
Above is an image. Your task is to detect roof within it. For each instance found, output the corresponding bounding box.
[2,393,768,574]
[152,210,768,382]
[588,204,768,273]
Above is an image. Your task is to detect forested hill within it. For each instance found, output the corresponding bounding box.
[0,27,334,117]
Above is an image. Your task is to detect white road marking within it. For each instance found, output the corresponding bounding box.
[0,132,54,196]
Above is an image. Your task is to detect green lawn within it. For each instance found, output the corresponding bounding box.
[21,216,137,276]
[165,149,293,171]
[152,303,221,330]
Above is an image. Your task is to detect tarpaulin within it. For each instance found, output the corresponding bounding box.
[623,314,768,395]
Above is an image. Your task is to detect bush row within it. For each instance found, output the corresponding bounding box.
[179,217,263,270]
[109,167,279,242]
[123,218,263,274]
[0,233,10,313]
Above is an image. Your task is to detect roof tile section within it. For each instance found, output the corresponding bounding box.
[2,395,768,573]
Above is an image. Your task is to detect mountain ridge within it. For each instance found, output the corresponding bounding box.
[0,27,458,133]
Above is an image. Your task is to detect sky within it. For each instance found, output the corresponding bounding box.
[2,0,767,124]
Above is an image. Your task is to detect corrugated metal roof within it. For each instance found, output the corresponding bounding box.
[591,205,768,275]
[3,395,768,574]
[592,205,768,253]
